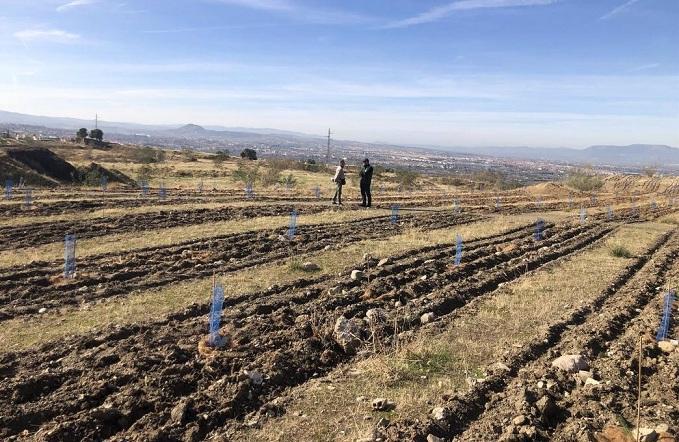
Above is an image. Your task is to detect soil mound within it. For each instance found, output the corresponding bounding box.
[0,148,135,188]
[0,147,78,186]
[78,162,136,186]
[6,147,78,181]
[526,182,571,197]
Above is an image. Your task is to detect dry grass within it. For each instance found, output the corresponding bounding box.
[236,222,671,442]
[0,208,391,268]
[0,212,560,353]
[0,202,235,228]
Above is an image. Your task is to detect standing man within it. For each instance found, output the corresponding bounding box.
[360,158,374,207]
[332,159,346,205]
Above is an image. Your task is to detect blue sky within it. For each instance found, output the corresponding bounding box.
[1,0,677,148]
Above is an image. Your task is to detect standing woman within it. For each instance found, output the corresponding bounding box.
[332,159,346,205]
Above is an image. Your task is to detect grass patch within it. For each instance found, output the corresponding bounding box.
[288,260,322,273]
[609,243,633,258]
[392,346,458,379]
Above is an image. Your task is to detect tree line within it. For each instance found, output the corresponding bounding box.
[76,128,104,141]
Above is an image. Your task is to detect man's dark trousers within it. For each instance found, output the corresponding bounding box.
[360,180,372,207]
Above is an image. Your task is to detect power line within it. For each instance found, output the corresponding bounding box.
[325,128,332,163]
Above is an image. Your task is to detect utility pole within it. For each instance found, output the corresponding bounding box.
[325,128,332,163]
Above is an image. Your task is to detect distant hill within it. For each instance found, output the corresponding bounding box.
[163,123,283,141]
[454,144,679,167]
[0,110,321,138]
[584,144,679,166]
[1,109,676,168]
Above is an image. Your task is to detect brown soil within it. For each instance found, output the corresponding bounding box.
[380,230,678,441]
[0,218,618,441]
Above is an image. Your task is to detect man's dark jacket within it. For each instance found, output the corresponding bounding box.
[360,165,373,184]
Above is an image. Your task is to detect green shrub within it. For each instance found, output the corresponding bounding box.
[232,161,260,185]
[261,167,281,187]
[565,170,603,192]
[609,244,633,258]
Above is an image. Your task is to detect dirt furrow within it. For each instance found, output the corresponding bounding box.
[0,212,482,320]
[0,223,604,441]
[550,273,679,440]
[0,204,335,250]
[380,230,676,441]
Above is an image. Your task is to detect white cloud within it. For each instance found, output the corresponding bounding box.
[13,29,81,43]
[384,0,558,29]
[57,0,98,12]
[628,63,660,72]
[213,0,294,12]
[213,0,372,24]
[600,0,642,20]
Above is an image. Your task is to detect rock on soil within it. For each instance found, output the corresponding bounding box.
[420,312,436,324]
[657,340,677,353]
[351,270,364,281]
[333,316,364,354]
[551,354,589,373]
[372,398,393,411]
[301,262,320,271]
[328,286,342,295]
[365,308,386,324]
[170,398,192,424]
[377,258,391,267]
[431,407,447,421]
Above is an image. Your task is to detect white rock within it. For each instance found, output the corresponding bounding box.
[351,270,364,281]
[420,312,435,324]
[38,307,47,314]
[371,397,391,411]
[366,308,386,324]
[512,415,526,426]
[431,407,447,421]
[551,354,589,373]
[333,316,364,354]
[577,370,594,381]
[427,435,444,442]
[657,341,676,353]
[489,362,511,372]
[301,262,320,271]
[377,258,391,267]
[655,424,669,433]
[584,377,601,386]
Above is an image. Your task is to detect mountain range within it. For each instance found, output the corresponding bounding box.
[1,109,677,168]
